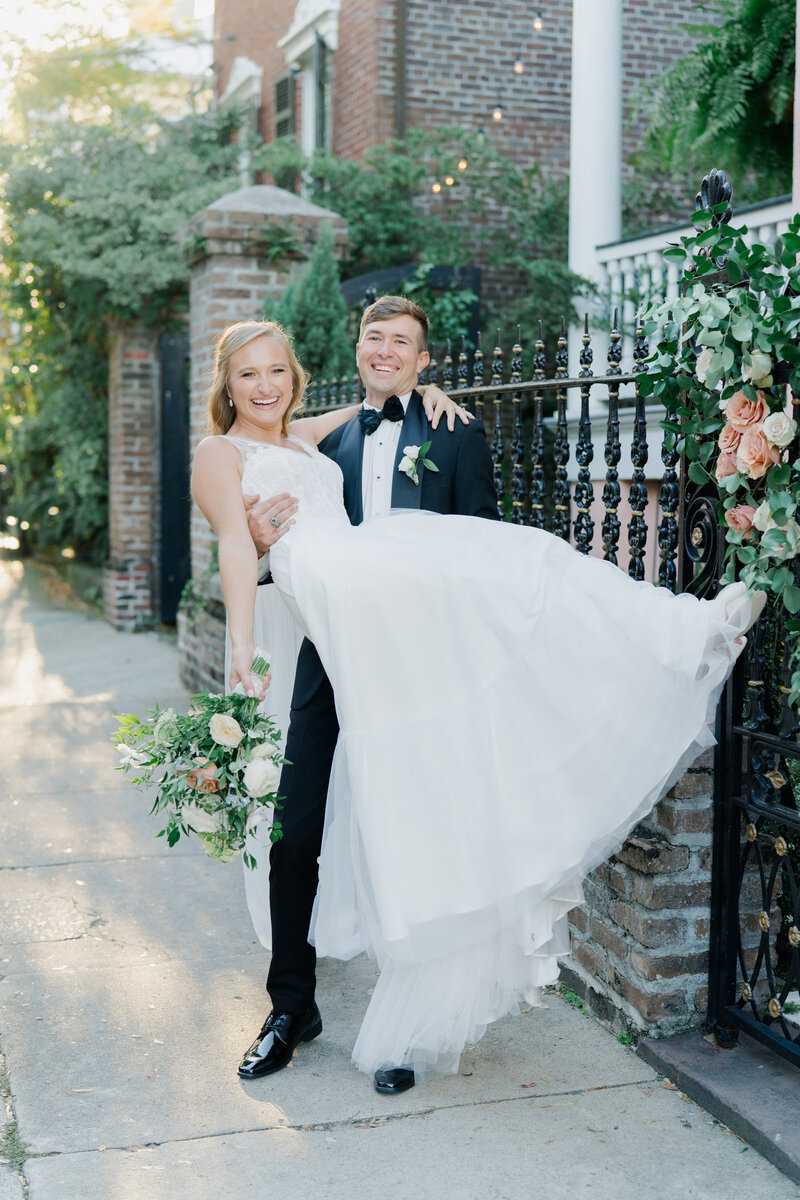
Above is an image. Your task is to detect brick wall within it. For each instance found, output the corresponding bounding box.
[103,322,160,630]
[212,0,715,176]
[177,574,227,694]
[562,747,779,1038]
[213,0,293,142]
[334,0,396,160]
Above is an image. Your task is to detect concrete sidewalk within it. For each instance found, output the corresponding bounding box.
[0,555,797,1200]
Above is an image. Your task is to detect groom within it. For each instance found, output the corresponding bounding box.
[238,295,499,1094]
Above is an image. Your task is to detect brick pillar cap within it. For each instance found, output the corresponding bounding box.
[206,185,341,222]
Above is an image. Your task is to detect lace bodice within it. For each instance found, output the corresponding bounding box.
[225,434,348,527]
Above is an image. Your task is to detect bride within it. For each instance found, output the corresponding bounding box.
[191,316,763,1089]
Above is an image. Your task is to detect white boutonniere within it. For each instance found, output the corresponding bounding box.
[398,440,439,486]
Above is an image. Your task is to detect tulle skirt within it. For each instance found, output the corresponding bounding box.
[269,511,750,1080]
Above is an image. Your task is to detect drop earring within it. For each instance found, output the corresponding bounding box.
[226,391,233,408]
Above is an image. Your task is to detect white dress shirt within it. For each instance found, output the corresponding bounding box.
[361,392,412,518]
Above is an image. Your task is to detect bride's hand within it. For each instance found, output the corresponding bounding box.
[229,646,271,701]
[420,385,475,431]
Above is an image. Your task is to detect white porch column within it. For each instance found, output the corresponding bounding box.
[568,0,623,395]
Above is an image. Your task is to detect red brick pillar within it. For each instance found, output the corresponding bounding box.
[178,184,347,689]
[103,322,160,630]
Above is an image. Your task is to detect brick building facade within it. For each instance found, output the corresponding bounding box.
[213,0,706,179]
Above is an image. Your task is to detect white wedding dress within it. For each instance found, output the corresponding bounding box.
[228,433,754,1081]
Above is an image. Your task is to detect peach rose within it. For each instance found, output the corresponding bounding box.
[718,423,741,453]
[725,389,769,433]
[736,426,780,479]
[715,450,738,480]
[724,505,757,533]
[186,758,220,794]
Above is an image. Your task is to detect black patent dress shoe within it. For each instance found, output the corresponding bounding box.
[373,1067,415,1095]
[238,1004,322,1078]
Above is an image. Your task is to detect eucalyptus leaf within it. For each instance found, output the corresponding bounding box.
[687,461,709,485]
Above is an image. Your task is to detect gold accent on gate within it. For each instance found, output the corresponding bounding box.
[765,769,787,790]
[746,823,757,842]
[758,910,770,933]
[788,926,800,947]
[768,997,782,1019]
[741,982,752,1001]
[774,836,788,857]
[691,528,703,547]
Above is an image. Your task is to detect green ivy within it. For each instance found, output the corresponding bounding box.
[640,205,800,697]
[633,0,794,201]
[0,108,242,563]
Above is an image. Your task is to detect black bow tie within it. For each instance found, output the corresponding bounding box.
[358,395,405,436]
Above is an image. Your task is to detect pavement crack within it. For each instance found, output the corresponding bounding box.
[20,1077,656,1160]
[0,1036,32,1199]
[0,852,204,872]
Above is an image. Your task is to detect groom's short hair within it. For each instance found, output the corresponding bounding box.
[360,295,429,351]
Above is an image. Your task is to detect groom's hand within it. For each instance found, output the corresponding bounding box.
[244,492,298,556]
[420,385,476,431]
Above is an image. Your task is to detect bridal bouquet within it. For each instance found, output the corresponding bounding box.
[112,653,284,868]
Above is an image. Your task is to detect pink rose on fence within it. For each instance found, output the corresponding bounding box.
[725,390,769,433]
[718,423,741,453]
[715,450,739,480]
[736,426,780,479]
[724,505,757,533]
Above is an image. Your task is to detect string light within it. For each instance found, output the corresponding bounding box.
[514,56,524,75]
[458,158,468,171]
[432,182,442,193]
[533,10,543,31]
[445,175,454,186]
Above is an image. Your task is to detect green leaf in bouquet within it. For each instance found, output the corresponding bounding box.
[783,582,800,615]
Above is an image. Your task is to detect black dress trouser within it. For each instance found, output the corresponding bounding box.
[266,649,339,1013]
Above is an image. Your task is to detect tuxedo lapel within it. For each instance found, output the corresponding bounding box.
[390,390,428,511]
[336,416,365,525]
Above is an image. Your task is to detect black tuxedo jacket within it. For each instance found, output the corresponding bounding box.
[290,389,499,707]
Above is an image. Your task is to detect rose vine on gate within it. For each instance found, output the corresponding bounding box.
[639,205,800,700]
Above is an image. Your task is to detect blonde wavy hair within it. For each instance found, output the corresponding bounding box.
[206,320,309,436]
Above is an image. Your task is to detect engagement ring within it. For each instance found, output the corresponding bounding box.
[270,516,281,529]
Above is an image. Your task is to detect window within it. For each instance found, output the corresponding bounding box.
[274,73,295,140]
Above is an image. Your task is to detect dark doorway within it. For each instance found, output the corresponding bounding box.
[159,333,191,624]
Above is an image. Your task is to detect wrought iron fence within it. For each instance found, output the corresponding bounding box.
[306,312,684,589]
[696,446,800,1068]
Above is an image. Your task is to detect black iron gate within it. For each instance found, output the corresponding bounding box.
[159,332,191,624]
[696,497,800,1067]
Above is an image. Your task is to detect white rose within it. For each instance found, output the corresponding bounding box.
[742,351,773,388]
[116,742,147,766]
[762,519,800,562]
[763,411,797,449]
[182,801,225,835]
[249,742,276,761]
[752,500,773,533]
[243,756,281,797]
[209,713,244,748]
[245,801,272,834]
[695,347,714,384]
